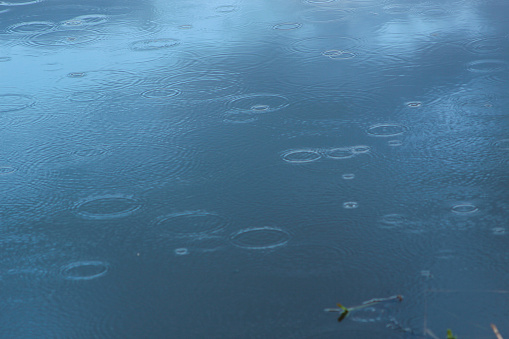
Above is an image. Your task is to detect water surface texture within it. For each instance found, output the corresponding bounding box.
[1,0,508,338]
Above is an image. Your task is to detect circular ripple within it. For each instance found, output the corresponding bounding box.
[282,149,321,163]
[130,38,180,51]
[378,214,409,229]
[72,148,108,157]
[388,140,403,147]
[57,69,143,93]
[300,8,354,23]
[324,147,355,159]
[25,29,101,47]
[60,261,109,280]
[215,5,236,13]
[230,227,291,250]
[495,139,509,150]
[122,48,200,70]
[153,211,228,236]
[273,22,302,30]
[464,37,508,55]
[304,0,336,4]
[342,173,355,180]
[258,244,345,276]
[158,71,243,101]
[174,248,189,255]
[176,78,241,100]
[417,6,450,17]
[6,21,55,34]
[451,91,509,117]
[0,93,35,113]
[367,124,408,137]
[197,50,278,73]
[19,142,130,192]
[73,194,141,220]
[111,143,201,188]
[343,201,359,209]
[61,14,108,27]
[226,93,289,113]
[141,88,181,99]
[352,145,371,154]
[222,111,258,124]
[288,88,386,120]
[0,0,43,5]
[67,91,105,102]
[290,36,360,54]
[451,204,478,214]
[383,4,413,14]
[0,166,17,175]
[467,59,508,73]
[321,49,356,60]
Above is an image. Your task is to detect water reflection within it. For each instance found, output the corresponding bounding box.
[1,0,508,336]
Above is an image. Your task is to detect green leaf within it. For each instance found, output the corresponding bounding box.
[447,329,458,339]
[336,303,349,312]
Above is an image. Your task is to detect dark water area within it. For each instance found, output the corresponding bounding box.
[1,0,508,337]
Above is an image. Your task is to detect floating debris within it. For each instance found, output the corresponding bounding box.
[324,295,403,322]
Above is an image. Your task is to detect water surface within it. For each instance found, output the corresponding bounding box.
[1,0,508,337]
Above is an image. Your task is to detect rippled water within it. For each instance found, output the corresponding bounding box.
[1,0,508,337]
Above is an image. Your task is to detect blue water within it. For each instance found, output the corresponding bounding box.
[1,0,508,338]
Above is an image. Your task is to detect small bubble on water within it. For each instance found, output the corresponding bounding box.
[388,140,403,147]
[63,20,83,26]
[322,49,356,60]
[250,104,270,112]
[273,22,302,30]
[342,173,355,180]
[67,72,86,78]
[174,248,189,255]
[343,201,358,209]
[420,270,432,278]
[351,145,371,154]
[406,101,422,108]
[492,227,506,235]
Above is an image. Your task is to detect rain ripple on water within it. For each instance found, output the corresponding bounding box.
[72,194,142,220]
[6,21,56,34]
[22,29,102,47]
[0,93,36,112]
[152,211,229,237]
[230,227,291,250]
[156,71,244,102]
[60,261,110,280]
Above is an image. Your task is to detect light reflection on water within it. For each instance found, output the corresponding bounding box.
[1,0,508,337]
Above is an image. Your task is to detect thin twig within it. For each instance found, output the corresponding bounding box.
[424,328,440,339]
[426,289,509,294]
[423,293,428,335]
[491,324,504,339]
